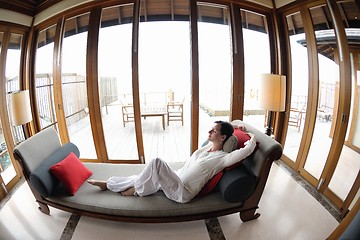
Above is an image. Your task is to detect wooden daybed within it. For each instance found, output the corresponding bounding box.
[13,120,282,223]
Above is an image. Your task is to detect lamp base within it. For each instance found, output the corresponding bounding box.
[265,110,274,136]
[265,126,272,136]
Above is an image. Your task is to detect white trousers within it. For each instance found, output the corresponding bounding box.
[106,158,193,203]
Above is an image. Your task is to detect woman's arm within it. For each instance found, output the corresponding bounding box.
[222,133,256,168]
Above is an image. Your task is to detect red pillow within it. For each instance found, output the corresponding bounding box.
[233,128,251,149]
[197,171,224,196]
[50,152,92,195]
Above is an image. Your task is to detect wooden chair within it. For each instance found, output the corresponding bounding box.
[120,98,134,127]
[167,98,184,126]
[288,105,305,132]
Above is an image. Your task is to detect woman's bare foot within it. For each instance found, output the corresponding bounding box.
[121,187,136,196]
[87,179,107,191]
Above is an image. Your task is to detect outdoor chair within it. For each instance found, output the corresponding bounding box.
[288,105,305,132]
[167,98,184,126]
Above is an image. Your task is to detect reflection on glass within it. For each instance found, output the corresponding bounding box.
[61,13,96,159]
[197,3,232,146]
[35,25,58,130]
[98,5,138,160]
[283,12,308,162]
[242,9,271,132]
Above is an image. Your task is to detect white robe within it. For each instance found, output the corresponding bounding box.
[106,137,256,203]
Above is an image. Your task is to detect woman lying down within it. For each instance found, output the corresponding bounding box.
[88,120,256,203]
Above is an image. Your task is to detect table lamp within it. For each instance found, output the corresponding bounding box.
[10,90,33,139]
[258,74,286,136]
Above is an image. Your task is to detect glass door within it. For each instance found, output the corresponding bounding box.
[98,4,139,161]
[324,50,360,212]
[197,2,232,146]
[61,13,97,159]
[3,33,24,187]
[138,0,191,163]
[282,11,309,165]
[242,9,271,132]
[281,1,359,212]
[35,24,58,131]
[0,31,24,196]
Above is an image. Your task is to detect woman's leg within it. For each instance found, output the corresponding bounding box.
[87,179,107,191]
[134,158,192,203]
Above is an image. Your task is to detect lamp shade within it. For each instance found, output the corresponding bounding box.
[10,90,33,126]
[258,74,286,112]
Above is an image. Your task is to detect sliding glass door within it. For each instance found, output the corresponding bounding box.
[281,1,359,212]
[98,4,138,161]
[197,2,232,146]
[0,28,27,198]
[138,0,191,163]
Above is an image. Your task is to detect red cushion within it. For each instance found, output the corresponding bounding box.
[197,171,224,196]
[233,128,251,149]
[50,152,92,195]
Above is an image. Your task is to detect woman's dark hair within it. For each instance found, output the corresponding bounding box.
[214,120,234,143]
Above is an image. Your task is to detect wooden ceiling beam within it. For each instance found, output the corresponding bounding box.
[75,16,79,34]
[171,0,174,21]
[117,6,122,25]
[142,0,148,22]
[287,15,296,35]
[337,2,349,28]
[320,6,330,29]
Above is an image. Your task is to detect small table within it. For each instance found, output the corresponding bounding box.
[141,112,167,130]
[122,105,167,130]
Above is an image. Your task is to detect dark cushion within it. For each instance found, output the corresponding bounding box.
[29,142,80,197]
[217,164,257,203]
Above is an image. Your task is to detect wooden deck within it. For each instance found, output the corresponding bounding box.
[68,103,227,163]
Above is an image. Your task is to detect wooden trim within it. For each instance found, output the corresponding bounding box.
[53,17,69,144]
[190,0,199,154]
[230,4,244,121]
[327,197,360,240]
[23,22,36,136]
[347,50,359,149]
[340,171,360,215]
[297,6,319,173]
[279,10,293,147]
[86,7,108,162]
[132,0,144,163]
[29,27,42,133]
